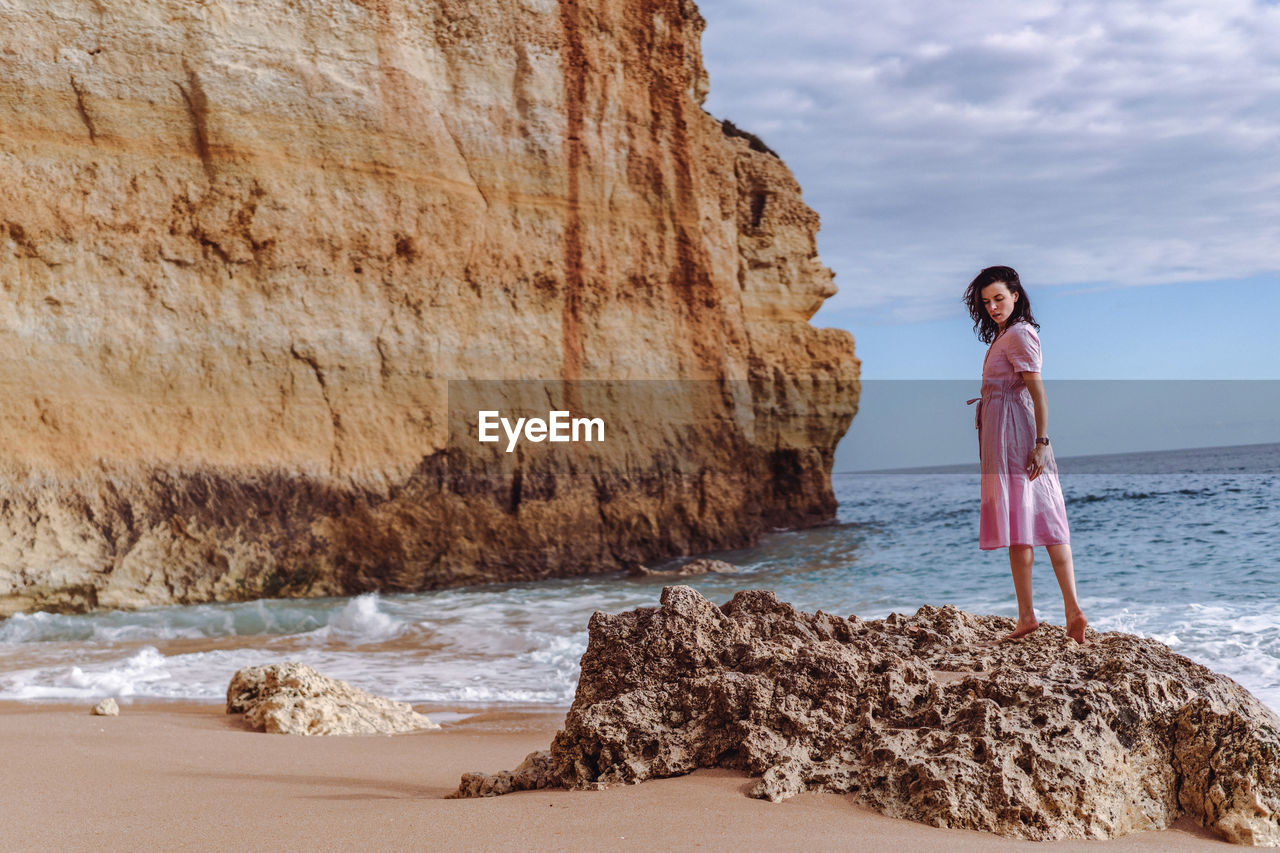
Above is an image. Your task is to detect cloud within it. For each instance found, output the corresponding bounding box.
[694,0,1280,324]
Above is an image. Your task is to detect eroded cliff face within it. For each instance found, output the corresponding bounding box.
[0,0,858,615]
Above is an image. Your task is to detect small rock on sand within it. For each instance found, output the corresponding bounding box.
[227,662,440,736]
[91,698,119,716]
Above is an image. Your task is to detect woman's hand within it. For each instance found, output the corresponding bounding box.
[1021,371,1051,482]
[1025,444,1048,481]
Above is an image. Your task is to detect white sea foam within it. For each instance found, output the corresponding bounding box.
[1091,600,1280,713]
[306,594,405,644]
[2,646,173,700]
[0,589,596,705]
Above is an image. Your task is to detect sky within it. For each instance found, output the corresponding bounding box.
[693,0,1280,469]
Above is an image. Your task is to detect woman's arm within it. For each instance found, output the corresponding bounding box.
[1022,371,1049,481]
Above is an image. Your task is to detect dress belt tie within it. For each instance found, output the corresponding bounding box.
[967,390,1006,431]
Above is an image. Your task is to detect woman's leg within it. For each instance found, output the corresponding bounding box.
[1047,543,1088,643]
[1004,544,1039,640]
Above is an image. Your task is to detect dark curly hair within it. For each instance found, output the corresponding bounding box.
[964,265,1040,344]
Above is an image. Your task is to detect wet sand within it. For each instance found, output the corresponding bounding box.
[0,701,1231,851]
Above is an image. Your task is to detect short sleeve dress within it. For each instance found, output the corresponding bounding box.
[968,321,1070,550]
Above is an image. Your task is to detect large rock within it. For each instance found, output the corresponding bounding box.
[454,586,1280,846]
[0,0,858,616]
[227,662,439,736]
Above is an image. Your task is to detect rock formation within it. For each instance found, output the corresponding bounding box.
[90,697,120,716]
[628,557,738,577]
[226,662,439,735]
[0,0,858,616]
[454,586,1280,847]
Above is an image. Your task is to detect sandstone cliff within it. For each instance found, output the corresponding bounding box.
[455,587,1280,847]
[0,0,858,615]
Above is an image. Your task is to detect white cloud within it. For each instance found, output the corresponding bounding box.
[695,0,1280,323]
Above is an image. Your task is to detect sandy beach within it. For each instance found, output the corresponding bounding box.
[0,701,1232,852]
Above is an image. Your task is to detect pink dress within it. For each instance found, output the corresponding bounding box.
[967,322,1070,550]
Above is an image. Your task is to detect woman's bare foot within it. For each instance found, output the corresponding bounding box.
[1066,610,1088,644]
[1001,619,1040,642]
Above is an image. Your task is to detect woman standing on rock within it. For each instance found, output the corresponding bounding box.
[964,266,1087,644]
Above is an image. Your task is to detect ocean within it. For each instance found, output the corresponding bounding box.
[2,442,1277,712]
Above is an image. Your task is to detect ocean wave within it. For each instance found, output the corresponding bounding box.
[0,646,173,700]
[1066,487,1215,506]
[301,594,408,645]
[0,595,417,647]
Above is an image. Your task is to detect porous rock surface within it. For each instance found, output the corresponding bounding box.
[226,662,439,736]
[454,586,1280,846]
[90,697,120,716]
[0,0,858,616]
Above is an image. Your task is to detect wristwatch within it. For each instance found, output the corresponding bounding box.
[1035,437,1050,446]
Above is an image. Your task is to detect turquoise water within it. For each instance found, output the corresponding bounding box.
[2,443,1277,711]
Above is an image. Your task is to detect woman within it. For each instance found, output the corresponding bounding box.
[964,266,1087,644]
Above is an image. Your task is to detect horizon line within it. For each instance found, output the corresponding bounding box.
[837,439,1280,475]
